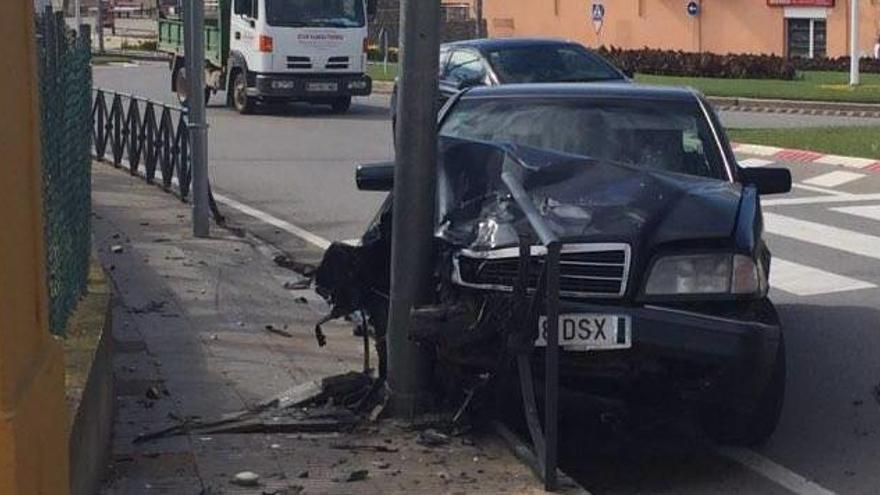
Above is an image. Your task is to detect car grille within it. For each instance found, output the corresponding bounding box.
[453,243,631,298]
[287,56,312,69]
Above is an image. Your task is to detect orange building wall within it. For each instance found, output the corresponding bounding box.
[476,0,880,57]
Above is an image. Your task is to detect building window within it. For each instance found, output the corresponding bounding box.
[787,18,826,58]
[441,3,470,22]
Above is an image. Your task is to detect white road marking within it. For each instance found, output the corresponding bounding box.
[738,158,775,168]
[814,154,877,169]
[211,193,332,251]
[735,144,783,156]
[831,204,880,222]
[771,258,876,296]
[763,193,880,207]
[791,183,852,197]
[802,171,865,188]
[717,447,837,495]
[764,212,880,261]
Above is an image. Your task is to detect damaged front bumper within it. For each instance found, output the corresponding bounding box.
[530,300,781,409]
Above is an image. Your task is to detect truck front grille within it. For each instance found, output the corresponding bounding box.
[453,243,631,299]
[287,56,312,69]
[325,56,350,70]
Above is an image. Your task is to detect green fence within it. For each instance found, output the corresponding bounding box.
[36,10,93,335]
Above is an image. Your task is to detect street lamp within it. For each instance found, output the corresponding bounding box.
[850,0,859,86]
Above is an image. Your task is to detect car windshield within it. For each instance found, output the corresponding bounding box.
[266,0,365,28]
[439,97,728,180]
[486,45,623,83]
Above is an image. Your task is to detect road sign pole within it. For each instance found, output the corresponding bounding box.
[475,0,484,38]
[386,0,441,418]
[185,0,211,237]
[95,0,104,53]
[74,0,81,35]
[850,0,860,86]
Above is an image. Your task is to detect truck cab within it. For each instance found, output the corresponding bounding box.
[161,0,375,114]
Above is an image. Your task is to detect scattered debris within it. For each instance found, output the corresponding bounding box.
[417,429,451,448]
[330,443,399,453]
[232,471,261,487]
[131,300,168,314]
[265,325,293,338]
[853,399,864,407]
[334,469,368,483]
[145,386,161,401]
[273,254,316,277]
[139,221,150,226]
[873,383,880,406]
[111,245,124,254]
[372,460,391,469]
[283,280,311,291]
[153,237,171,243]
[297,470,309,479]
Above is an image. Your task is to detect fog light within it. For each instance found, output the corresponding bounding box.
[271,80,295,90]
[348,80,367,90]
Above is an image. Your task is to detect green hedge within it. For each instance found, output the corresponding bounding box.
[597,47,798,80]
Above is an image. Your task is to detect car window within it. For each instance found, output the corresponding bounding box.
[486,45,623,83]
[440,97,727,180]
[446,50,487,85]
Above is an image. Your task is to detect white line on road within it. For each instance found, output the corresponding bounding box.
[212,193,332,251]
[802,171,865,188]
[791,183,852,197]
[763,193,880,207]
[739,158,775,168]
[771,258,876,296]
[716,447,837,495]
[831,204,880,222]
[764,212,880,261]
[735,144,783,156]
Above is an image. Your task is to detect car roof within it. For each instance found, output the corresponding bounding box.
[461,82,702,103]
[442,37,576,53]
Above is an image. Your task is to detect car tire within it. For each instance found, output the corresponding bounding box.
[232,71,255,115]
[331,96,352,113]
[702,334,786,447]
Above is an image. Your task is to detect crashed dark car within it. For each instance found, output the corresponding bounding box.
[316,83,792,446]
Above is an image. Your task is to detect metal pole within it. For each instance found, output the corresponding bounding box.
[850,0,860,86]
[186,0,210,237]
[74,0,81,35]
[386,0,441,417]
[96,0,105,53]
[475,0,484,38]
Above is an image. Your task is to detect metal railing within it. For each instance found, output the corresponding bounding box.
[92,88,223,222]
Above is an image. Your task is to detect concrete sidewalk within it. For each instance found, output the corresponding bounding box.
[92,163,577,494]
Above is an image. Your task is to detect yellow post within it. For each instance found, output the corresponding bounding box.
[0,1,71,494]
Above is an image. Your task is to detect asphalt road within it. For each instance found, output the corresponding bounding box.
[94,62,880,495]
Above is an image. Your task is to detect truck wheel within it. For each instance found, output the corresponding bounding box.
[174,68,212,107]
[174,67,188,106]
[331,96,352,113]
[232,71,255,115]
[702,335,786,447]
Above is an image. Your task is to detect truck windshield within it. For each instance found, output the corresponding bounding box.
[266,0,365,28]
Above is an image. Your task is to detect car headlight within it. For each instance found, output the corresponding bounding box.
[644,253,764,297]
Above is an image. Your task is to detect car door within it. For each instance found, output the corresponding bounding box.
[230,0,259,63]
[439,49,489,107]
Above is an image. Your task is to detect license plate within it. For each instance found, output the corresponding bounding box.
[306,82,338,92]
[535,314,631,351]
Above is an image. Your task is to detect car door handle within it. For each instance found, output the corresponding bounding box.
[235,31,241,40]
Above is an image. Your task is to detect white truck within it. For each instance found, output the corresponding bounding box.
[158,0,375,114]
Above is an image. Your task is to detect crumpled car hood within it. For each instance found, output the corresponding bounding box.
[435,138,743,253]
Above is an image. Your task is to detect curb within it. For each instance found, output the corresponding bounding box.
[732,142,880,172]
[65,258,115,495]
[95,50,171,63]
[709,96,880,118]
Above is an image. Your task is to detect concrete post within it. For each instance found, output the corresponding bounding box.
[386,0,441,417]
[0,1,70,493]
[185,0,210,237]
[850,0,860,86]
[96,0,105,53]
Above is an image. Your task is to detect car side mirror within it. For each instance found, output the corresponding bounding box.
[740,167,791,195]
[366,0,378,16]
[356,162,394,191]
